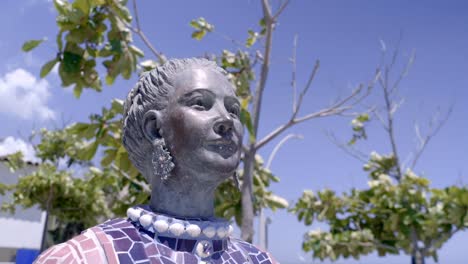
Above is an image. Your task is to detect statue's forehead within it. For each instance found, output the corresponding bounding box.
[172,68,235,96]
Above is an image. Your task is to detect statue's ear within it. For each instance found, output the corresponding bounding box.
[142,110,162,142]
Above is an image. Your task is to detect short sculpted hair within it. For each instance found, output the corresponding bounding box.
[122,58,227,181]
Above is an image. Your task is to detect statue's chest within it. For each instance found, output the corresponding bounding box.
[99,218,272,264]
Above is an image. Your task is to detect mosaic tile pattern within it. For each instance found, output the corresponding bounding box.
[35,217,278,264]
[34,228,107,263]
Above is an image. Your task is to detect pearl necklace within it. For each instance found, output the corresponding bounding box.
[126,206,234,240]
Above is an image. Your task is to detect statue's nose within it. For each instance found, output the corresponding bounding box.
[213,118,233,135]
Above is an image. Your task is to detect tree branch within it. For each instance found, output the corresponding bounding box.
[318,238,399,253]
[111,164,151,193]
[250,0,274,138]
[291,34,298,113]
[293,60,320,117]
[371,107,389,131]
[424,226,463,254]
[240,0,277,242]
[272,0,291,20]
[325,131,369,163]
[130,0,166,63]
[381,71,403,180]
[410,105,453,170]
[266,134,303,169]
[255,81,371,150]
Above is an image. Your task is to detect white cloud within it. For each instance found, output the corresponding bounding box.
[0,137,39,163]
[0,68,55,120]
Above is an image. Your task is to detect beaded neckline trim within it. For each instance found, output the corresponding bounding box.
[126,206,233,240]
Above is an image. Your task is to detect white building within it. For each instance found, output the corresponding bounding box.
[0,157,45,263]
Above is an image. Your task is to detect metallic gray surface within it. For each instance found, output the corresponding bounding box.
[123,58,243,219]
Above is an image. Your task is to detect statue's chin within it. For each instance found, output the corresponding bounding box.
[205,149,239,170]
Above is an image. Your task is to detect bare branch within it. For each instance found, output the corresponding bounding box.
[388,34,402,71]
[390,98,405,117]
[293,60,320,118]
[390,49,415,94]
[256,75,375,151]
[291,34,298,113]
[423,227,463,255]
[131,0,141,31]
[371,107,389,131]
[266,134,303,169]
[255,121,292,151]
[242,144,249,154]
[295,83,363,123]
[325,131,368,163]
[319,238,398,253]
[261,0,273,19]
[250,0,274,137]
[272,0,291,20]
[212,31,246,49]
[410,105,453,170]
[129,0,166,62]
[111,164,151,193]
[382,71,403,180]
[241,0,277,242]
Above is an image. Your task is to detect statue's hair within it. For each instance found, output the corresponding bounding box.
[122,58,227,181]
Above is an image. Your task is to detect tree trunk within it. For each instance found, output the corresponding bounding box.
[40,187,53,252]
[241,150,255,242]
[411,252,425,264]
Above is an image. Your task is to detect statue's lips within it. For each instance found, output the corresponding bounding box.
[204,140,238,157]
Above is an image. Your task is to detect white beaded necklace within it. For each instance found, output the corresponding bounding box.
[126,206,234,240]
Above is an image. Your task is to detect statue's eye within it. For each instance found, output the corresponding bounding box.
[229,105,240,117]
[194,99,203,106]
[181,90,215,110]
[189,97,208,110]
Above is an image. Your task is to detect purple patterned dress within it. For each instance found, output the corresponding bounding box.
[35,206,278,264]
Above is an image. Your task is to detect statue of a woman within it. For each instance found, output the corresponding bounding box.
[35,58,277,264]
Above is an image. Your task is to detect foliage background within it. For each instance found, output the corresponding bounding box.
[0,1,467,263]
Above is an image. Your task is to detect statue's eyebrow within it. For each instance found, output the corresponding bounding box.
[224,96,240,106]
[177,89,215,103]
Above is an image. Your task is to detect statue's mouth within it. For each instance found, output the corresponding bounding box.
[205,139,238,158]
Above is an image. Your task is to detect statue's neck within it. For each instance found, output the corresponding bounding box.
[149,170,221,219]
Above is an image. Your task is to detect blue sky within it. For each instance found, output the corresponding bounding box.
[0,0,467,263]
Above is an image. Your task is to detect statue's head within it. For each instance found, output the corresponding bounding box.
[122,58,243,186]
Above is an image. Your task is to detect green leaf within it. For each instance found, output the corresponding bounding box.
[357,113,370,122]
[77,141,98,160]
[189,20,200,29]
[191,30,206,40]
[73,0,91,15]
[105,74,116,85]
[22,39,45,52]
[57,30,64,51]
[190,17,214,40]
[101,149,117,167]
[63,51,83,73]
[139,60,158,71]
[246,30,258,48]
[73,84,83,98]
[129,45,144,57]
[40,59,59,78]
[111,99,124,114]
[240,108,255,143]
[53,0,70,14]
[265,194,289,210]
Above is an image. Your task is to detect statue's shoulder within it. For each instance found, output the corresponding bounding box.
[34,225,109,263]
[35,218,132,264]
[230,237,280,264]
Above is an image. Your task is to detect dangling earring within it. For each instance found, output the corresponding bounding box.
[233,171,241,191]
[151,137,174,180]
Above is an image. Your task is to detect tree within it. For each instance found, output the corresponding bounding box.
[2,0,373,247]
[293,44,468,263]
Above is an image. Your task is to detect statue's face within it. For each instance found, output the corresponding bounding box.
[161,67,243,182]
